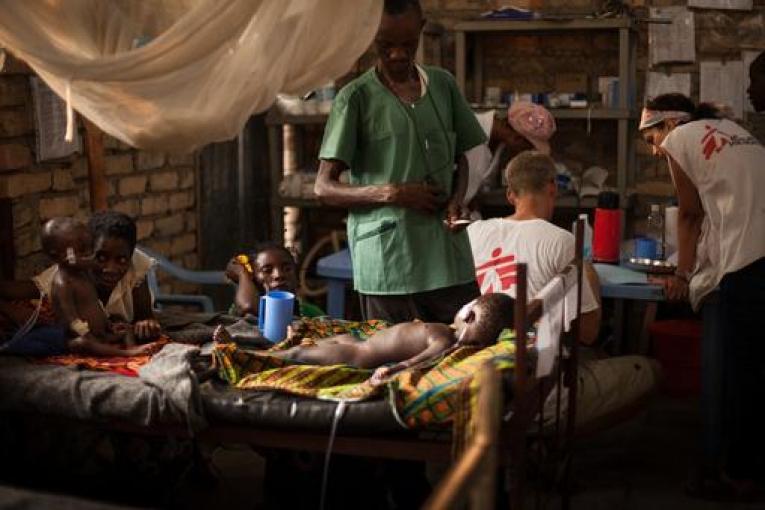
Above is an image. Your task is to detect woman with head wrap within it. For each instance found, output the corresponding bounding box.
[639,93,765,501]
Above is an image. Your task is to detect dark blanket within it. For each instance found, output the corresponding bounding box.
[0,343,206,432]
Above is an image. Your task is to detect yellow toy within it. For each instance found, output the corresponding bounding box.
[236,254,254,275]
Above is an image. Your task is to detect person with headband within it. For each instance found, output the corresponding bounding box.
[463,101,557,206]
[639,93,765,501]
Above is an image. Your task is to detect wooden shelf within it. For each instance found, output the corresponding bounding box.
[265,110,328,126]
[454,17,634,33]
[477,189,598,209]
[471,105,636,120]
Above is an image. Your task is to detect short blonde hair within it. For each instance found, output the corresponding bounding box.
[505,150,556,197]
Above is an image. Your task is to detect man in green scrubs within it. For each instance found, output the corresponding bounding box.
[316,0,487,326]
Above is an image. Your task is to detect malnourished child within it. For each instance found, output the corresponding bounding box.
[215,293,513,384]
[42,217,152,357]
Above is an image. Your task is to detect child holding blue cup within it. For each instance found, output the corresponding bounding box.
[225,243,325,330]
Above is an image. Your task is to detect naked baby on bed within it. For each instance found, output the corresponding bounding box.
[215,293,513,383]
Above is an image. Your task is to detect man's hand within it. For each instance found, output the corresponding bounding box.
[387,182,446,213]
[134,319,161,340]
[444,199,470,232]
[225,257,248,283]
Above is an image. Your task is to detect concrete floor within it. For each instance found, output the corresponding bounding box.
[175,395,765,510]
[4,395,763,509]
[550,396,765,510]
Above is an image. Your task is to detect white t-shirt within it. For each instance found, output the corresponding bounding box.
[661,119,765,310]
[467,217,598,313]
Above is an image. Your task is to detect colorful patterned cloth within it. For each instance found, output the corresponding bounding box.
[212,317,517,430]
[1,297,172,376]
[35,337,171,377]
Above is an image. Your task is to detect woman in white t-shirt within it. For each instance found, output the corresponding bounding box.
[639,93,765,500]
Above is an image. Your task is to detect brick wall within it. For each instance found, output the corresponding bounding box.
[0,54,200,294]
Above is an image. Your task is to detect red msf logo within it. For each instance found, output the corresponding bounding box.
[476,247,517,293]
[701,125,730,160]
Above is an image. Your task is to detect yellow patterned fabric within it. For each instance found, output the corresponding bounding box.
[212,318,517,429]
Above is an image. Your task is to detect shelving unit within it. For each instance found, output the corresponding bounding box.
[454,17,638,210]
[479,189,598,209]
[266,109,336,243]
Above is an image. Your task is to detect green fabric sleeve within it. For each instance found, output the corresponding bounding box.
[318,88,359,167]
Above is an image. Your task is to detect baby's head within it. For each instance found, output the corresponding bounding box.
[453,293,514,347]
[41,217,94,270]
[250,243,298,294]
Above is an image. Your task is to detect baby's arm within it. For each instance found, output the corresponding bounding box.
[370,325,454,384]
[68,336,153,357]
[53,278,118,348]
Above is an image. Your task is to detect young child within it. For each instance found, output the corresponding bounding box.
[41,217,151,357]
[226,243,324,318]
[215,293,513,384]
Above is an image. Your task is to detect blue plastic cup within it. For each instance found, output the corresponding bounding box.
[635,237,658,260]
[258,290,295,343]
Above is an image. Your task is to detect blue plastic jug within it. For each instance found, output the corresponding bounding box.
[258,290,295,343]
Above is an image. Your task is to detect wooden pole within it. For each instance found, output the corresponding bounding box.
[83,118,108,212]
[0,198,15,279]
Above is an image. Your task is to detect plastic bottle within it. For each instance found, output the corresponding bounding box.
[572,213,592,261]
[646,204,665,260]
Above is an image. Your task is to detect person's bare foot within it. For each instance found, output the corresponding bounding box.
[213,325,233,344]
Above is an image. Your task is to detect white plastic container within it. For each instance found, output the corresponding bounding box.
[572,213,593,261]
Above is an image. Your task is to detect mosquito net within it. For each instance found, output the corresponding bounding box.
[0,0,382,151]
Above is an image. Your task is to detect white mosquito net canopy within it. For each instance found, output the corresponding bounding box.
[0,0,382,152]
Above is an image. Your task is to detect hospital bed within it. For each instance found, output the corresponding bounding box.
[0,222,586,509]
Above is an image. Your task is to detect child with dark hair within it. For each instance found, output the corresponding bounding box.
[225,243,324,318]
[33,211,160,341]
[2,218,151,357]
[42,217,150,356]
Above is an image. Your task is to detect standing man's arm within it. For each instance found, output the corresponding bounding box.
[445,154,470,229]
[315,159,444,212]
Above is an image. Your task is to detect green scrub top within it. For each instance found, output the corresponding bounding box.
[319,66,487,295]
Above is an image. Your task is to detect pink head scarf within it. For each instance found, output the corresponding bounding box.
[507,102,556,154]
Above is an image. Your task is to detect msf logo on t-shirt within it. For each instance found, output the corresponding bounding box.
[476,247,517,293]
[701,124,731,160]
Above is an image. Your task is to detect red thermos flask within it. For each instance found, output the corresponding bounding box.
[592,191,621,263]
